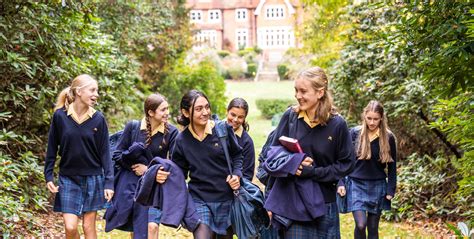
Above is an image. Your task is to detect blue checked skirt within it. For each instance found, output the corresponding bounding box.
[193,199,232,235]
[346,177,391,214]
[148,207,162,224]
[54,175,106,216]
[283,202,340,239]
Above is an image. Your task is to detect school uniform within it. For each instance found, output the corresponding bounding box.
[234,125,255,180]
[172,120,243,235]
[267,108,355,239]
[345,127,397,214]
[104,118,178,239]
[44,104,113,216]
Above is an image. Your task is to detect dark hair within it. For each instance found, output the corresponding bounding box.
[177,89,211,127]
[227,97,250,131]
[144,93,169,146]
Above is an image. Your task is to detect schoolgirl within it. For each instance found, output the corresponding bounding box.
[225,97,255,180]
[105,93,178,239]
[44,74,114,238]
[266,67,355,238]
[337,100,397,239]
[157,89,243,239]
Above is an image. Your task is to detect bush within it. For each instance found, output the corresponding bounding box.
[160,59,227,118]
[217,50,231,58]
[246,63,257,78]
[277,64,290,80]
[256,99,295,119]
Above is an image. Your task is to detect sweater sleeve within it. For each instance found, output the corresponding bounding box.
[167,127,179,159]
[241,134,255,180]
[98,116,114,190]
[227,124,243,178]
[171,138,190,179]
[387,134,397,196]
[44,112,59,183]
[312,117,355,182]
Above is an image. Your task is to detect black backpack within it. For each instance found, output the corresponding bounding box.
[109,120,141,174]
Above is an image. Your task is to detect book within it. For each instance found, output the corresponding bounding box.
[278,136,303,153]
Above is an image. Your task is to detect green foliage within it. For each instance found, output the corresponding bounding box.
[217,50,231,58]
[160,60,227,118]
[246,63,257,78]
[227,65,246,80]
[277,64,290,80]
[256,99,295,119]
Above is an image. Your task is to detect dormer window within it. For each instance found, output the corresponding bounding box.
[265,5,285,19]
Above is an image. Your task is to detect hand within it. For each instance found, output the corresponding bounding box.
[132,164,148,176]
[296,157,314,176]
[156,167,170,184]
[337,186,346,197]
[46,181,59,193]
[104,189,114,202]
[386,195,393,200]
[267,211,273,220]
[226,175,240,190]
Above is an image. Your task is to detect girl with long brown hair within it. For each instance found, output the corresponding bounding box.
[338,100,397,239]
[105,93,178,239]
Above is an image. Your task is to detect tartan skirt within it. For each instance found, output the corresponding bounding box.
[346,177,391,214]
[282,202,340,239]
[193,199,232,235]
[148,207,162,224]
[53,175,106,216]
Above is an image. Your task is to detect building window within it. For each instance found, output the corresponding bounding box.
[236,29,248,49]
[257,27,294,49]
[265,5,285,19]
[190,10,203,22]
[208,10,221,22]
[236,9,248,21]
[193,30,218,49]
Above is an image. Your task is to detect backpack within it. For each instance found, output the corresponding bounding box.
[109,120,141,174]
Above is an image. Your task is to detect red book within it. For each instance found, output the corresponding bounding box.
[278,136,303,153]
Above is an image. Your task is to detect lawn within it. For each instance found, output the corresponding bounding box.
[96,80,435,238]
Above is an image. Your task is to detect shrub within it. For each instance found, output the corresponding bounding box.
[228,66,246,80]
[217,50,231,58]
[256,99,295,119]
[246,63,257,78]
[277,64,290,80]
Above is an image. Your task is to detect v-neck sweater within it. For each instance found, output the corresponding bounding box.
[44,108,114,190]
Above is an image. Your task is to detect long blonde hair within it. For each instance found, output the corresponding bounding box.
[293,67,336,125]
[54,74,97,110]
[356,100,394,163]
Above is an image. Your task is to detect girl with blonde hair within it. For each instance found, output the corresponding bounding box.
[45,74,114,238]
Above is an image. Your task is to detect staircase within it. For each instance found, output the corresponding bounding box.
[255,60,280,82]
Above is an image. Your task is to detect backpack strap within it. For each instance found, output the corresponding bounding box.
[130,120,141,143]
[215,120,234,176]
[288,109,298,138]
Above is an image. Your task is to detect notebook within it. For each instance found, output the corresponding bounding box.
[278,136,303,153]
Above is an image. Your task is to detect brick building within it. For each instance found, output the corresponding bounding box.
[186,0,303,61]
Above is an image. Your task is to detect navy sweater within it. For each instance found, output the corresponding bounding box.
[349,127,397,196]
[44,108,114,190]
[236,130,255,180]
[172,124,243,202]
[113,121,179,166]
[271,109,355,203]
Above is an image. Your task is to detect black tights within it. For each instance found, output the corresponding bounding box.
[352,211,381,239]
[193,224,233,239]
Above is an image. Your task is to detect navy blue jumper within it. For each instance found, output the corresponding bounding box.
[172,123,243,202]
[269,108,355,203]
[44,108,114,190]
[235,129,255,180]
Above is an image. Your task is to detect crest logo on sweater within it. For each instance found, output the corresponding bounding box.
[328,136,333,141]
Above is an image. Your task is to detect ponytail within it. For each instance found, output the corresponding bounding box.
[54,87,74,110]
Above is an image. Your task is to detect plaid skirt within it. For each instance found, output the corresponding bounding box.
[148,207,162,224]
[53,175,106,216]
[283,202,340,239]
[193,199,232,235]
[346,177,391,214]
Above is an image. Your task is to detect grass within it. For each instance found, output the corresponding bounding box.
[96,80,436,238]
